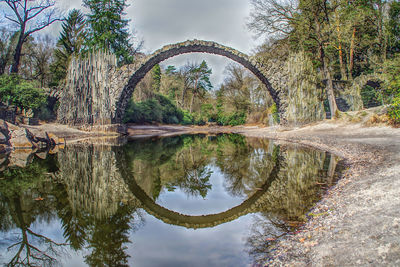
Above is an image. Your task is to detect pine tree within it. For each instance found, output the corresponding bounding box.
[83,0,133,64]
[50,9,86,86]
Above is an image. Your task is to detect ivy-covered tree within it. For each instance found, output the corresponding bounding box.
[50,9,86,86]
[83,0,133,64]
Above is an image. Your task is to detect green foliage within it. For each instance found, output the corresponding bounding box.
[152,64,161,92]
[217,111,247,126]
[123,94,183,124]
[83,0,133,64]
[182,110,194,125]
[388,1,400,54]
[388,96,400,124]
[50,9,86,86]
[270,103,279,123]
[0,75,46,111]
[361,84,381,108]
[383,55,400,97]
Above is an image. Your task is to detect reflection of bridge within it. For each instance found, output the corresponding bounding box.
[57,40,280,125]
[54,142,334,228]
[123,159,281,229]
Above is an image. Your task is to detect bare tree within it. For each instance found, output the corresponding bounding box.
[247,0,298,40]
[1,0,61,73]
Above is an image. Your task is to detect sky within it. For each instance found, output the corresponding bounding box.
[3,0,265,87]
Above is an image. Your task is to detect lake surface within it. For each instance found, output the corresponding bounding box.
[0,134,340,266]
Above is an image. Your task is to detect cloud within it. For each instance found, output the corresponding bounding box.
[37,0,263,87]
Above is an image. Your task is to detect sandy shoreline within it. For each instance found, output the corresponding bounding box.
[3,121,400,265]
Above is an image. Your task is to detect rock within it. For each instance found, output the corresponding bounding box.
[35,151,48,160]
[0,132,7,144]
[0,144,9,154]
[9,128,35,149]
[8,150,33,168]
[27,128,49,147]
[46,132,59,146]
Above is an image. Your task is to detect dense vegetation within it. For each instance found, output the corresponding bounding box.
[248,0,400,123]
[0,0,399,125]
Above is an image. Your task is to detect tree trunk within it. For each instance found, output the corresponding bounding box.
[190,93,195,114]
[314,16,338,119]
[335,11,347,80]
[348,27,356,80]
[11,31,25,74]
[323,54,338,118]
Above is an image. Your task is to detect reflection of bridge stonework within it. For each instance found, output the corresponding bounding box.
[57,40,281,125]
[52,143,333,229]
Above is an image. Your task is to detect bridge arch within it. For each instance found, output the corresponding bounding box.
[113,40,280,123]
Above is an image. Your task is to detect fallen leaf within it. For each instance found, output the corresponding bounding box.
[299,238,305,243]
[266,238,276,241]
[35,197,44,201]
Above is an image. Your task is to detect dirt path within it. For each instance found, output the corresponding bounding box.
[236,122,400,266]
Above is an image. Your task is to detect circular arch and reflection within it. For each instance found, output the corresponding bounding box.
[122,154,281,229]
[113,40,280,122]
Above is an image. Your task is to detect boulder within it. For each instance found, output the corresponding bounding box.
[8,150,33,168]
[26,128,49,148]
[9,128,35,149]
[46,132,59,146]
[35,151,48,160]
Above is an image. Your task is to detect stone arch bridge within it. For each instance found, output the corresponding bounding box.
[57,40,281,125]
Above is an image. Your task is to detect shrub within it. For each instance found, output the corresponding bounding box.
[0,75,47,112]
[388,96,400,124]
[123,94,184,124]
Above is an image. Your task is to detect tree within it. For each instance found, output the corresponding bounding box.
[248,0,339,118]
[31,35,54,87]
[50,9,86,86]
[187,60,213,114]
[0,28,18,75]
[0,0,61,73]
[83,0,133,64]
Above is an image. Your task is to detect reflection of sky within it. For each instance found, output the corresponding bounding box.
[155,165,246,215]
[0,218,88,267]
[130,213,254,267]
[0,213,257,267]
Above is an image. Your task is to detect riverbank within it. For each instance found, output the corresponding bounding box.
[237,121,400,266]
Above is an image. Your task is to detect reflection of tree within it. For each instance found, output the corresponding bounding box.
[246,213,294,265]
[215,135,277,198]
[0,157,68,266]
[85,204,139,267]
[245,151,339,265]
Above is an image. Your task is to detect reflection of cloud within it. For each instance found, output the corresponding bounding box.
[129,214,253,267]
[156,166,245,215]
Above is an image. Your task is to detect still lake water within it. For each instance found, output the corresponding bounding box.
[0,134,340,266]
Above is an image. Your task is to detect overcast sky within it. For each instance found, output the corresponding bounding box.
[4,0,265,87]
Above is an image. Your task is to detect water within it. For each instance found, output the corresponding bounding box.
[0,134,340,266]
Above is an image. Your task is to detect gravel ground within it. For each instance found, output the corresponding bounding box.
[236,121,400,266]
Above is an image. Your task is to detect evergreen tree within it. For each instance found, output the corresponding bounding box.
[83,0,133,64]
[50,9,86,86]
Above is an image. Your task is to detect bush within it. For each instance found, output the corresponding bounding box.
[388,96,400,124]
[182,110,194,125]
[216,111,246,126]
[123,94,184,124]
[0,75,47,112]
